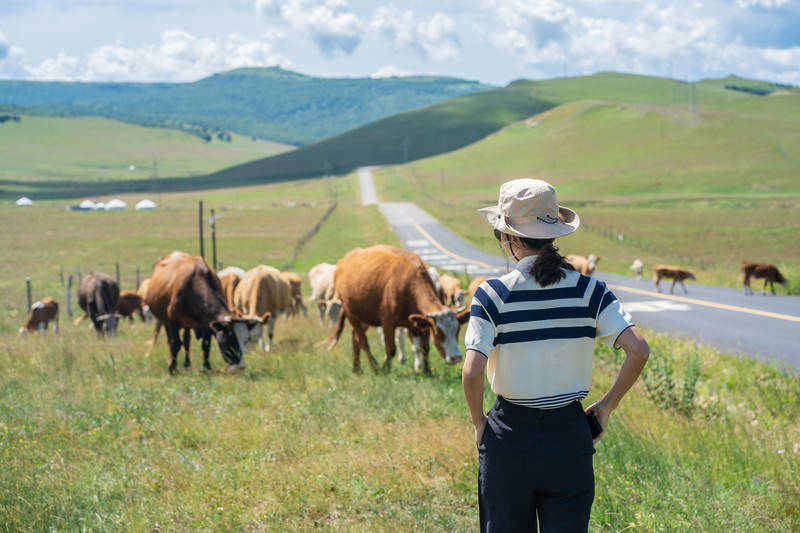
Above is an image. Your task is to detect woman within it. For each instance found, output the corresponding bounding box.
[462,178,650,532]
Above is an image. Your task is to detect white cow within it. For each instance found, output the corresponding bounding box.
[630,259,644,281]
[309,262,341,326]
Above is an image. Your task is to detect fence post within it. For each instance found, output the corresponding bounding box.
[59,264,64,286]
[136,264,140,289]
[67,275,73,318]
[210,208,218,271]
[199,200,205,259]
[26,278,32,312]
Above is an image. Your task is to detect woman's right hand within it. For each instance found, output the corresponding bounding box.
[474,414,488,449]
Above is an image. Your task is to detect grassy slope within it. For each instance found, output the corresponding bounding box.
[0,177,798,531]
[0,115,293,193]
[373,89,800,290]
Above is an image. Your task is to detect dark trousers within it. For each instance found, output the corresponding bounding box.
[479,397,595,533]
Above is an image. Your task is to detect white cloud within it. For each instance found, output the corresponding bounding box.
[371,6,461,61]
[0,31,27,78]
[371,64,411,78]
[735,0,789,8]
[255,0,362,57]
[25,30,290,81]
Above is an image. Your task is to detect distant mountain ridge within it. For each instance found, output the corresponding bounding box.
[0,67,492,145]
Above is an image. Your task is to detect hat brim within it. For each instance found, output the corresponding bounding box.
[479,205,580,239]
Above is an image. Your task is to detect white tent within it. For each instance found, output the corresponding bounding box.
[15,197,33,206]
[135,199,156,210]
[79,199,97,210]
[94,202,106,210]
[105,199,127,211]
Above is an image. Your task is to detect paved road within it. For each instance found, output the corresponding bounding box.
[360,168,800,368]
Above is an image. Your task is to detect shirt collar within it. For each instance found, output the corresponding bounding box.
[514,254,539,272]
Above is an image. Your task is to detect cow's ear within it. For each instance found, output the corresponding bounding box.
[209,320,223,333]
[409,313,433,331]
[456,308,470,324]
[260,312,271,324]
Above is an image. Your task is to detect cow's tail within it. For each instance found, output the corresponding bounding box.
[324,310,346,351]
[74,313,88,326]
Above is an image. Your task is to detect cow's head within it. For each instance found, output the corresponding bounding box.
[96,313,122,336]
[688,272,696,281]
[211,313,270,369]
[453,289,466,308]
[326,297,342,326]
[409,308,470,365]
[587,254,600,274]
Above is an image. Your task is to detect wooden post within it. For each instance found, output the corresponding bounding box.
[115,262,120,285]
[210,208,218,271]
[67,275,73,318]
[199,200,205,259]
[136,264,140,289]
[77,266,82,280]
[59,264,64,286]
[26,278,32,312]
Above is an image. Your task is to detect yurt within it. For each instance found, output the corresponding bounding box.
[15,197,33,206]
[105,199,127,211]
[135,199,156,211]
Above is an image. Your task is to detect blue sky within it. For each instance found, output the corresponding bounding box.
[0,0,798,85]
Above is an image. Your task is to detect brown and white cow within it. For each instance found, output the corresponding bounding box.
[280,271,309,319]
[116,290,145,323]
[566,254,600,276]
[741,261,789,296]
[145,251,267,373]
[76,273,121,336]
[329,245,470,374]
[438,274,466,308]
[218,266,246,310]
[233,264,291,351]
[19,297,59,336]
[308,262,341,326]
[653,264,696,294]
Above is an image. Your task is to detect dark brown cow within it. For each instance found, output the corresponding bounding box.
[116,290,145,322]
[144,251,266,374]
[741,261,789,296]
[19,297,59,336]
[76,273,121,336]
[653,264,696,294]
[329,245,469,374]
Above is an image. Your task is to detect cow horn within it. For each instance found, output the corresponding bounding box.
[454,306,466,313]
[221,316,232,324]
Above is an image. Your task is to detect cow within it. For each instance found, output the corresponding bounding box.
[467,276,490,302]
[116,290,145,323]
[438,274,466,308]
[138,278,155,321]
[653,264,696,294]
[19,297,59,336]
[566,254,600,276]
[145,251,268,373]
[76,273,121,336]
[218,266,246,309]
[630,259,644,281]
[740,261,789,296]
[281,271,309,319]
[428,266,444,301]
[233,264,292,351]
[308,262,341,326]
[328,245,470,374]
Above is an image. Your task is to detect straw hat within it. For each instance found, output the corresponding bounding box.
[479,179,579,239]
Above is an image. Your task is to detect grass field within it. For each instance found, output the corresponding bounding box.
[373,92,800,291]
[1,176,799,531]
[0,115,293,197]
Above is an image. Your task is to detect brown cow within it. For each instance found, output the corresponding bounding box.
[218,266,246,310]
[76,273,121,336]
[233,265,291,351]
[116,290,145,322]
[653,264,696,294]
[741,261,789,296]
[439,274,466,307]
[19,297,59,336]
[467,276,490,302]
[566,254,600,276]
[281,271,309,319]
[329,245,470,374]
[145,251,267,373]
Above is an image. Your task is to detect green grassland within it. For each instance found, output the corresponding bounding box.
[373,90,800,291]
[0,115,294,194]
[1,177,798,531]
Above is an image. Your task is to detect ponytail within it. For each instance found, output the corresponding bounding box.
[494,231,573,287]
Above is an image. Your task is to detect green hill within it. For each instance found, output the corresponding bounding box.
[0,67,491,145]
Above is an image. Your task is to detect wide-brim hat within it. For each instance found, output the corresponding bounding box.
[479,178,579,239]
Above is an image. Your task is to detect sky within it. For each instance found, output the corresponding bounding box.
[0,0,798,86]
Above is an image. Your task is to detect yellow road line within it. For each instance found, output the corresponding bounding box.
[406,217,498,271]
[609,284,800,323]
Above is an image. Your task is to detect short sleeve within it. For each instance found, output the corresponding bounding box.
[464,287,497,358]
[596,288,634,348]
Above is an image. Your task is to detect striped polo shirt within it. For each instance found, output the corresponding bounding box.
[465,255,634,409]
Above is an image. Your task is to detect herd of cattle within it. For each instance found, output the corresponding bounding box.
[17,248,790,374]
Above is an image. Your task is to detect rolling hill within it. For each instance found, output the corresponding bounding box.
[0,67,491,145]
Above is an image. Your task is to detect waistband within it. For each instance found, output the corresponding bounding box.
[493,395,584,420]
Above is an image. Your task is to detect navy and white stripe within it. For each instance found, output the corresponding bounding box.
[465,255,633,409]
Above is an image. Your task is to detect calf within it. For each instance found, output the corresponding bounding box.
[116,290,145,323]
[19,297,59,336]
[653,264,696,294]
[233,265,292,351]
[741,261,789,296]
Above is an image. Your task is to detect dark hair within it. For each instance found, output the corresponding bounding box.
[494,230,574,287]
